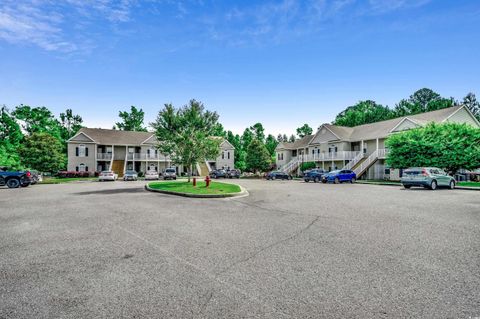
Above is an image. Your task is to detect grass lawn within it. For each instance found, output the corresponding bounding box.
[40,177,98,184]
[457,181,480,188]
[148,180,241,195]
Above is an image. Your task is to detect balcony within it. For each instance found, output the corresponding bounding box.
[97,153,112,160]
[298,151,361,162]
[125,153,171,161]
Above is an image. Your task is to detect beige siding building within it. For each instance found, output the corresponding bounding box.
[67,128,234,177]
[275,105,480,180]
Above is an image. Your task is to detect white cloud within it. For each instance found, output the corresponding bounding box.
[368,0,431,13]
[0,0,136,53]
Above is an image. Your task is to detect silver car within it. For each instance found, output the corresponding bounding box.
[163,168,177,180]
[123,170,138,181]
[401,167,455,190]
[144,170,159,180]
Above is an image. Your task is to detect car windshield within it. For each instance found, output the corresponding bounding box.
[165,169,175,173]
[330,170,340,174]
[125,171,136,174]
[101,171,113,174]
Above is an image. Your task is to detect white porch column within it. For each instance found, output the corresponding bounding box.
[110,145,114,170]
[376,138,379,151]
[361,140,364,154]
[124,145,128,174]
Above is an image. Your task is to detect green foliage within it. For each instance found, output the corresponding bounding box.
[296,124,313,138]
[246,139,271,173]
[386,122,480,173]
[152,99,221,181]
[288,134,296,142]
[148,181,241,195]
[13,105,62,139]
[0,106,24,168]
[265,134,278,156]
[19,132,66,173]
[249,123,265,141]
[226,130,246,170]
[334,100,394,127]
[59,109,83,141]
[212,123,226,137]
[463,93,480,121]
[393,88,455,116]
[115,106,147,131]
[300,161,316,172]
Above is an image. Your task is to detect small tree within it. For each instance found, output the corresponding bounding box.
[59,109,83,141]
[463,93,480,121]
[246,139,271,173]
[115,106,147,131]
[19,132,66,173]
[152,100,221,182]
[386,122,480,174]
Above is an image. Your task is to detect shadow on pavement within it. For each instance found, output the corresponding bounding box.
[74,188,146,196]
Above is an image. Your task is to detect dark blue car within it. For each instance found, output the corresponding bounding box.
[322,169,356,184]
[304,169,327,183]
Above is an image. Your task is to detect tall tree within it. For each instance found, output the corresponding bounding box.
[296,124,313,138]
[19,132,66,173]
[288,134,296,143]
[282,134,288,142]
[265,134,278,157]
[212,123,226,137]
[249,123,265,142]
[59,109,83,141]
[334,100,394,127]
[463,93,480,121]
[12,105,62,139]
[246,139,271,173]
[226,130,245,171]
[115,106,147,131]
[386,122,480,174]
[151,99,221,182]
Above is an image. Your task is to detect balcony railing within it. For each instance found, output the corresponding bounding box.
[298,151,361,162]
[125,153,171,161]
[97,153,112,160]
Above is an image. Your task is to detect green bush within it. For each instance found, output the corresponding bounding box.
[300,161,316,172]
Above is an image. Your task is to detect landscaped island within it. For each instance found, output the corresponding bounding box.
[147,180,242,196]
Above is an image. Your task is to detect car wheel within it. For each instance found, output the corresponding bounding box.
[322,179,327,184]
[6,178,20,188]
[314,177,319,183]
[449,180,455,190]
[350,177,356,184]
[273,176,277,180]
[305,179,309,183]
[334,177,339,184]
[403,184,411,189]
[430,180,437,190]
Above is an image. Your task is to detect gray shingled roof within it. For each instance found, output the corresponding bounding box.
[77,128,154,145]
[277,134,314,150]
[316,105,464,142]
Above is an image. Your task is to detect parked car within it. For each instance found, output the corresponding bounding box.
[401,167,455,190]
[322,170,356,184]
[123,170,138,181]
[98,171,118,181]
[163,168,177,180]
[0,167,32,188]
[144,170,159,180]
[227,169,241,179]
[30,170,42,185]
[210,169,227,179]
[266,171,292,180]
[304,169,327,183]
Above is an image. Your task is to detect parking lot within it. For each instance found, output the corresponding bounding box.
[1,179,479,318]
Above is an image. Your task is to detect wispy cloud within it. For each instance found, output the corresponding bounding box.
[368,0,431,13]
[0,0,136,53]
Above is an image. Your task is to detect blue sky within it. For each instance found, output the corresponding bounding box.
[1,0,479,135]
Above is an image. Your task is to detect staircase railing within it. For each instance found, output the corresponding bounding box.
[354,149,386,177]
[280,158,300,173]
[341,152,365,171]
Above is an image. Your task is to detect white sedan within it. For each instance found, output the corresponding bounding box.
[144,170,159,180]
[98,171,118,181]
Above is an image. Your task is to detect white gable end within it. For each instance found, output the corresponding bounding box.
[68,132,95,143]
[310,126,339,144]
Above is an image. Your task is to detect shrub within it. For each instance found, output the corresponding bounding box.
[300,162,316,172]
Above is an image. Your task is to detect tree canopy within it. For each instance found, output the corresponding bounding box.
[19,132,66,173]
[151,100,221,181]
[386,122,480,174]
[115,106,147,131]
[296,124,313,138]
[59,109,83,141]
[333,100,394,127]
[12,105,62,139]
[463,93,480,121]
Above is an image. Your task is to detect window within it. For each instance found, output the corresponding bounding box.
[222,152,225,159]
[79,163,85,172]
[78,145,86,157]
[128,148,134,153]
[106,146,112,154]
[292,150,297,157]
[227,152,230,159]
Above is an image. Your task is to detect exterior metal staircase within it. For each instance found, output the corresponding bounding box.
[280,158,300,174]
[196,161,210,176]
[341,152,365,171]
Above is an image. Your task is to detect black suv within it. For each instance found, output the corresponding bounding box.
[0,167,32,188]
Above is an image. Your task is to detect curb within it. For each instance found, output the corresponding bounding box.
[145,184,249,198]
[356,181,480,191]
[456,186,480,191]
